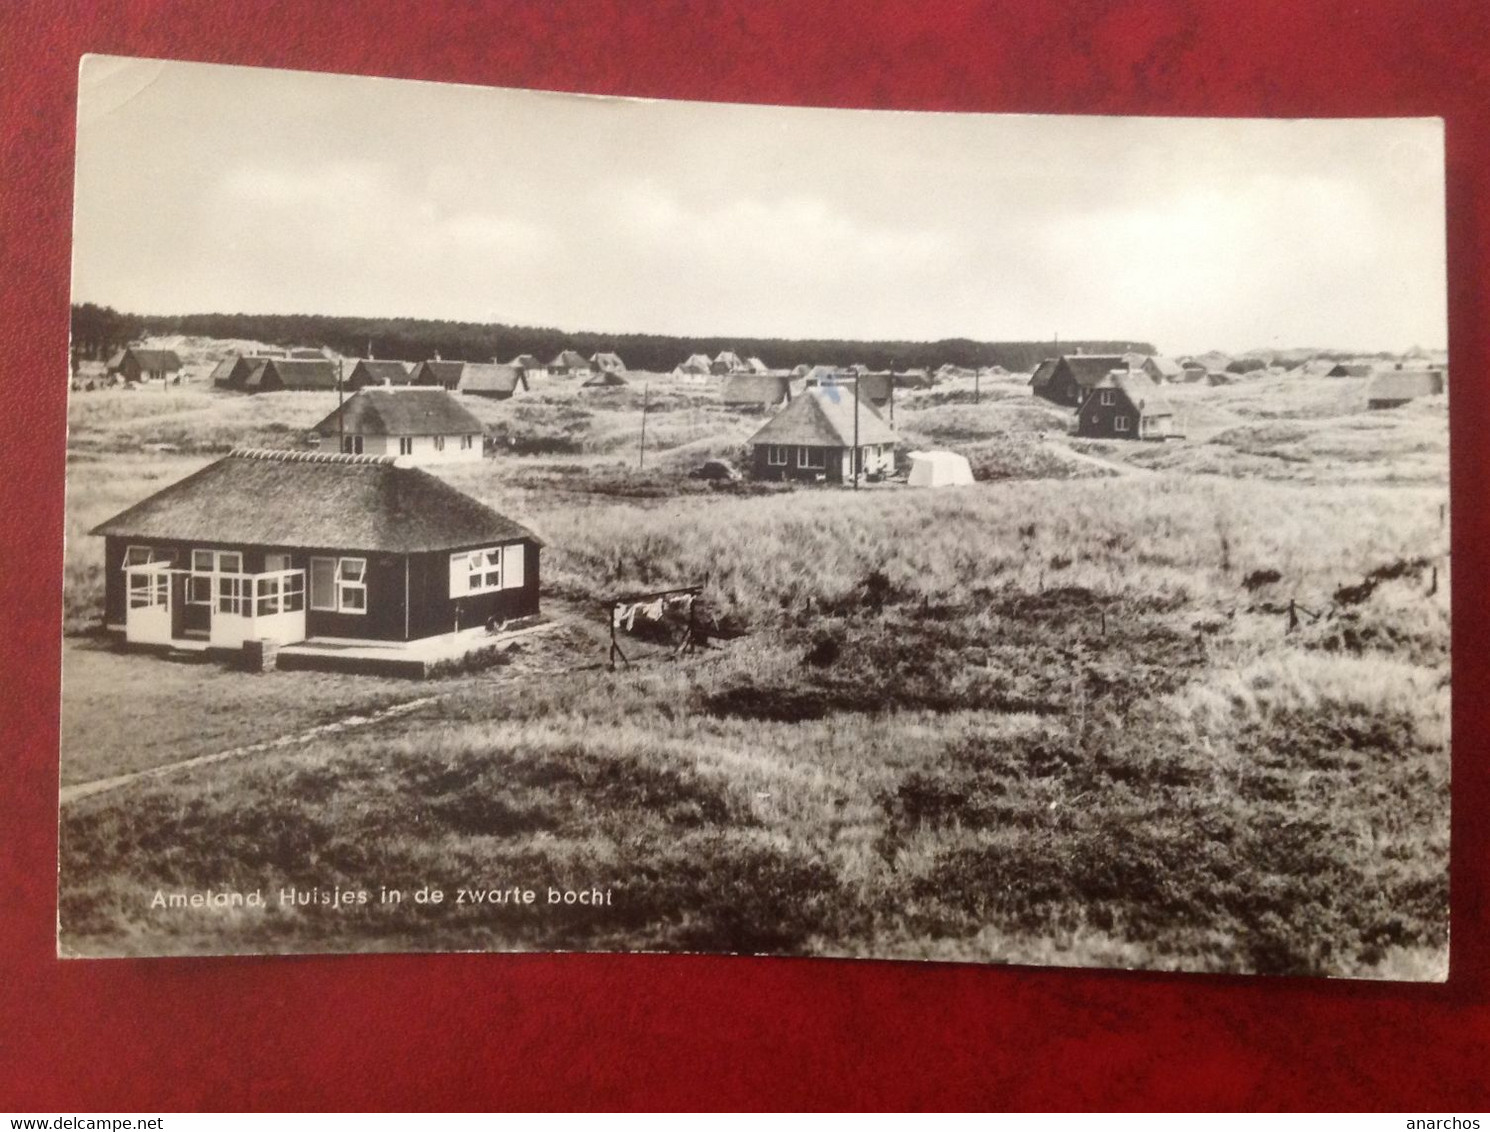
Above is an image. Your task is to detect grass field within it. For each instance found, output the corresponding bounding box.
[57,363,1452,976]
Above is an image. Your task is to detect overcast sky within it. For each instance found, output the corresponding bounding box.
[73,55,1447,355]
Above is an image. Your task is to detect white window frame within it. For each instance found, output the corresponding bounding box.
[450,545,525,598]
[798,446,826,470]
[460,434,474,450]
[399,437,414,456]
[309,555,367,614]
[123,545,172,567]
[434,435,446,452]
[128,569,169,610]
[190,549,242,606]
[1099,390,1116,406]
[341,435,364,455]
[767,445,788,467]
[1114,415,1131,433]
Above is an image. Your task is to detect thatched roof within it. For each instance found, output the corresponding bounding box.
[1366,369,1445,402]
[1060,355,1130,389]
[249,358,338,391]
[348,360,415,388]
[510,354,542,369]
[312,389,484,438]
[580,369,629,388]
[1145,355,1185,379]
[458,363,526,396]
[552,350,589,369]
[1087,370,1175,418]
[411,360,466,388]
[748,387,898,448]
[721,373,791,406]
[92,449,537,554]
[114,348,182,373]
[208,357,239,385]
[1029,358,1058,391]
[1327,362,1375,378]
[591,352,626,372]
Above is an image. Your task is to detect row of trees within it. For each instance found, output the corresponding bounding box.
[73,305,1155,376]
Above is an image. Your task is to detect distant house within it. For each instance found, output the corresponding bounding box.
[747,386,898,484]
[1142,355,1185,383]
[1326,361,1376,378]
[1288,359,1338,378]
[312,388,484,464]
[591,352,627,374]
[243,358,339,393]
[109,347,183,383]
[1031,354,1131,407]
[1177,357,1209,378]
[346,360,415,390]
[579,369,629,390]
[91,448,541,653]
[207,357,239,387]
[790,364,810,378]
[1076,371,1175,440]
[215,356,269,390]
[711,351,747,375]
[1366,368,1445,409]
[411,361,528,399]
[805,370,895,410]
[510,354,549,381]
[745,357,771,375]
[549,350,592,377]
[720,373,792,411]
[676,353,713,377]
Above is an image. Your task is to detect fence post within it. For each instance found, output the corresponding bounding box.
[1429,565,1438,597]
[1288,598,1298,632]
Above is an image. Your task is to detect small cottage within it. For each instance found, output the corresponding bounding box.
[550,350,592,377]
[1365,368,1445,409]
[747,386,898,484]
[346,360,415,390]
[243,358,339,393]
[109,347,183,383]
[591,352,627,374]
[1142,355,1185,383]
[720,373,792,411]
[1076,371,1175,440]
[92,449,540,653]
[676,353,713,377]
[711,351,747,375]
[313,388,484,464]
[411,361,528,399]
[510,354,549,381]
[1030,354,1130,407]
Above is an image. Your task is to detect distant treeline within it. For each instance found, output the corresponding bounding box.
[72,304,1155,374]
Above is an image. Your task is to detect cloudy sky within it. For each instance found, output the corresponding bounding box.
[73,55,1447,355]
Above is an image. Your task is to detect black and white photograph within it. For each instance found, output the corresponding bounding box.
[59,54,1450,978]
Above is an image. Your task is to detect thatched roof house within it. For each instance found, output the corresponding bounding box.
[1031,354,1130,407]
[312,388,485,463]
[747,386,898,484]
[243,358,338,393]
[591,352,627,374]
[92,448,541,655]
[412,361,528,399]
[720,373,792,411]
[1076,371,1175,440]
[346,360,415,390]
[1366,368,1445,409]
[109,347,183,382]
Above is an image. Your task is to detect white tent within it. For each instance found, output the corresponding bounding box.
[907,450,974,487]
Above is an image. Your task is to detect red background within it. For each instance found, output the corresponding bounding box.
[2,0,1488,1112]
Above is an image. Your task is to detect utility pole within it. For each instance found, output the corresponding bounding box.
[974,367,980,404]
[639,383,649,469]
[852,375,860,491]
[337,357,345,453]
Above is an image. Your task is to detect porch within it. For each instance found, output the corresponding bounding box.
[123,562,307,649]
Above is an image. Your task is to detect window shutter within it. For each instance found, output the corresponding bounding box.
[503,543,526,589]
[449,552,468,597]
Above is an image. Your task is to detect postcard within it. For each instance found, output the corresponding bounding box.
[60,55,1449,977]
